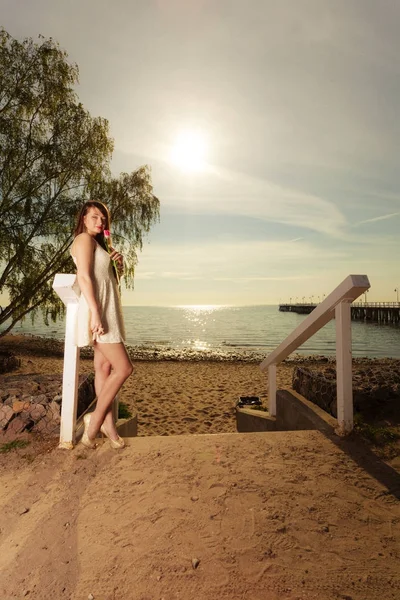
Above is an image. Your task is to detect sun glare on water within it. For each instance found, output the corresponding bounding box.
[177,304,225,311]
[169,130,208,173]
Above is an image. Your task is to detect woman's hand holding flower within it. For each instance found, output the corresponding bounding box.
[104,230,123,282]
[109,249,124,276]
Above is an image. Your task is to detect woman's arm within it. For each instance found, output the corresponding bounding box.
[74,234,103,331]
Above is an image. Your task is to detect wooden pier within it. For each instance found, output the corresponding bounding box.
[279,302,400,324]
[279,303,316,314]
[351,302,400,324]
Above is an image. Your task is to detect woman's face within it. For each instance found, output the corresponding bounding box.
[83,207,107,236]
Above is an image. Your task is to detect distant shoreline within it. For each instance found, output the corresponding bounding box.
[1,332,399,365]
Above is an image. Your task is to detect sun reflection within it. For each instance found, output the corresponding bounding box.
[193,339,210,350]
[177,304,228,311]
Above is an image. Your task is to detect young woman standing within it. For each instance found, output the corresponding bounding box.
[71,201,133,449]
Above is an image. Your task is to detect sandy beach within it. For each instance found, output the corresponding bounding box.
[0,334,400,599]
[0,334,293,437]
[1,334,399,450]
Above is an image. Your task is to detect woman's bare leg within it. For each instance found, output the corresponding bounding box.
[93,345,112,395]
[87,342,133,440]
[92,346,115,433]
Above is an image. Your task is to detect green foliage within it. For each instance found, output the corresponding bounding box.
[0,439,30,453]
[118,401,133,419]
[355,420,400,446]
[0,29,159,335]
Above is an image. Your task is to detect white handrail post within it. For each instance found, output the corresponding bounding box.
[60,303,80,448]
[335,300,353,435]
[268,364,277,416]
[52,274,81,449]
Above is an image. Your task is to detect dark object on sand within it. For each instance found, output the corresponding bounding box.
[237,396,262,408]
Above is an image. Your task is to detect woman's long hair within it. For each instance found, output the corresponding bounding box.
[74,201,110,252]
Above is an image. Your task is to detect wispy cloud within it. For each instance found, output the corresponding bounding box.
[160,165,348,238]
[355,212,400,226]
[213,275,316,282]
[134,239,351,283]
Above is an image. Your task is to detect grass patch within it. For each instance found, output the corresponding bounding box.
[354,414,400,446]
[0,439,30,453]
[354,413,400,459]
[118,402,133,419]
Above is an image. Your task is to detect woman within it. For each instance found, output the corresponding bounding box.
[71,201,133,449]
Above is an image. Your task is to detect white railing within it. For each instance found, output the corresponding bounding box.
[52,274,81,449]
[260,274,370,435]
[352,302,400,308]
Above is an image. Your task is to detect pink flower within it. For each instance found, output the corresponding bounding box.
[104,230,111,238]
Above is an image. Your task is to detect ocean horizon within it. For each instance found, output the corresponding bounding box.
[2,304,400,359]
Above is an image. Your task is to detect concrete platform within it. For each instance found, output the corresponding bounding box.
[236,389,338,435]
[0,430,399,600]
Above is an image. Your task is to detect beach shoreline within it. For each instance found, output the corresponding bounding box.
[2,331,399,365]
[1,333,399,467]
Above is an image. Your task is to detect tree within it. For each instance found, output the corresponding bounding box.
[0,29,159,337]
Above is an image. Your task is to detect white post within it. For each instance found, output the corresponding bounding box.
[335,301,353,435]
[268,364,277,416]
[52,274,81,449]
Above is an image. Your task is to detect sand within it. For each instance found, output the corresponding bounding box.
[1,339,294,437]
[0,338,400,599]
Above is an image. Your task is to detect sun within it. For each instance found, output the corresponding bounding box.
[169,130,208,172]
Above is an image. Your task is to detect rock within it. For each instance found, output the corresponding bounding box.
[12,400,28,414]
[292,363,400,417]
[0,405,14,429]
[31,418,53,435]
[33,394,50,405]
[19,409,33,424]
[0,373,95,437]
[191,558,200,569]
[6,416,26,434]
[28,403,46,422]
[48,401,61,418]
[5,388,22,398]
[88,594,94,600]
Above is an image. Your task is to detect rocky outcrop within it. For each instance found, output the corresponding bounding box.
[0,373,95,437]
[292,363,400,418]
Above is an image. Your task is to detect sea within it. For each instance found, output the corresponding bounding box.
[2,305,400,360]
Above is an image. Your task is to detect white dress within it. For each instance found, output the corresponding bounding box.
[71,238,126,348]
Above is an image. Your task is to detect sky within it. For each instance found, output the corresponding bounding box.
[1,0,400,306]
